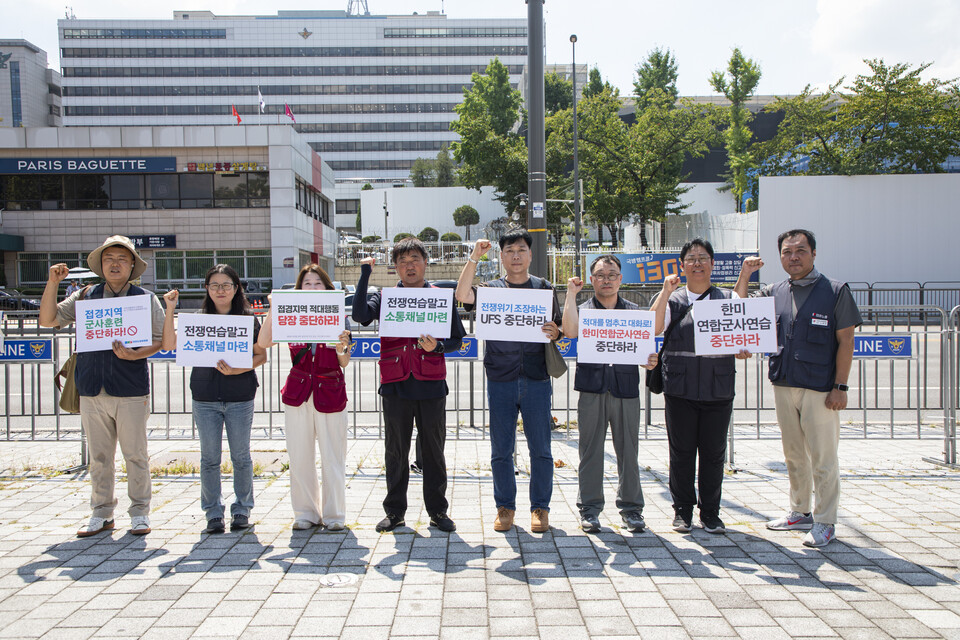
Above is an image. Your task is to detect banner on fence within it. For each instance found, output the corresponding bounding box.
[854,335,913,358]
[379,287,453,339]
[693,297,777,355]
[585,252,759,285]
[270,290,344,343]
[75,295,153,352]
[576,309,656,364]
[176,314,254,368]
[349,336,478,359]
[0,339,52,362]
[475,288,552,343]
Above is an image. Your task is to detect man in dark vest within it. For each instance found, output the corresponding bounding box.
[736,229,861,547]
[562,255,658,534]
[456,230,563,533]
[40,236,165,538]
[353,237,465,533]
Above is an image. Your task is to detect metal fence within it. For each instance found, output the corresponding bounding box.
[2,292,959,466]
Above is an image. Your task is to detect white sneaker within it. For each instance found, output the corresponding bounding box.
[802,523,836,548]
[325,522,345,531]
[76,516,115,538]
[130,516,151,536]
[767,511,814,531]
[292,519,316,530]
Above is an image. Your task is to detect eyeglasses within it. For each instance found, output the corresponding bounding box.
[206,283,237,292]
[683,255,711,265]
[591,272,621,282]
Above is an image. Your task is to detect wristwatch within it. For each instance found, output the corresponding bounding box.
[833,383,849,392]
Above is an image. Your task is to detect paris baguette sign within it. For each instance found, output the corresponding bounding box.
[0,158,177,174]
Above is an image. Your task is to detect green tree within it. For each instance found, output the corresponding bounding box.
[452,204,481,241]
[440,231,462,242]
[450,58,528,213]
[581,67,610,99]
[361,183,373,190]
[634,47,679,108]
[758,59,960,177]
[362,235,382,243]
[393,232,414,242]
[409,157,435,187]
[435,144,456,187]
[355,212,361,232]
[418,227,439,242]
[710,47,762,212]
[544,71,573,114]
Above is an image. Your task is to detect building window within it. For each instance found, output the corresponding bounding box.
[154,249,272,292]
[9,62,22,127]
[17,252,89,286]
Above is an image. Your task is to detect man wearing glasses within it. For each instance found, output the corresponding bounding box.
[562,255,657,534]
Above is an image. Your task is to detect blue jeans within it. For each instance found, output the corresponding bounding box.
[194,400,255,521]
[488,376,554,512]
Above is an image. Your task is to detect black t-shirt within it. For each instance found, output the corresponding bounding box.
[189,314,262,403]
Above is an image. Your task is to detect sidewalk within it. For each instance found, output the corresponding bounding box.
[0,435,958,639]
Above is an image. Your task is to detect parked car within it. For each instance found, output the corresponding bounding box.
[0,290,41,315]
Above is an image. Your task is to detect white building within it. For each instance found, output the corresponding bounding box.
[0,40,61,128]
[56,10,528,230]
[359,186,505,241]
[0,125,335,290]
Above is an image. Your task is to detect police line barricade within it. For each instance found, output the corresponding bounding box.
[0,305,954,457]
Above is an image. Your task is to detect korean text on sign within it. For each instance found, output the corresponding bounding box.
[379,287,454,339]
[692,297,777,355]
[577,309,657,365]
[270,290,345,343]
[75,295,153,353]
[474,288,553,343]
[176,313,254,368]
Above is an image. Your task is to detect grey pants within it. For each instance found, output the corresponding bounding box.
[576,391,644,517]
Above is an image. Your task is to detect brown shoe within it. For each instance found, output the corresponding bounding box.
[494,507,515,532]
[531,508,550,533]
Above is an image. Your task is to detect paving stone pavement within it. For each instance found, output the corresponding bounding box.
[0,434,959,639]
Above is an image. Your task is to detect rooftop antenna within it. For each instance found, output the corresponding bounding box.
[64,6,76,19]
[346,0,370,15]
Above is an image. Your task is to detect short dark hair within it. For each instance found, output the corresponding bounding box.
[499,228,532,250]
[391,236,428,263]
[777,229,816,252]
[295,263,334,290]
[680,237,714,262]
[589,254,621,274]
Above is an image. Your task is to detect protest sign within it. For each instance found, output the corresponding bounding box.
[475,288,552,343]
[271,290,344,343]
[75,295,153,353]
[577,309,656,364]
[378,287,454,339]
[584,252,759,285]
[693,297,777,355]
[176,314,254,368]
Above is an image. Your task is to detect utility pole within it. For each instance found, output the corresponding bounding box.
[570,34,582,281]
[526,0,547,278]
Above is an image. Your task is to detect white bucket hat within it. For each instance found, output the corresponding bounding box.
[87,235,148,280]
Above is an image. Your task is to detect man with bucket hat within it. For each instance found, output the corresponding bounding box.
[40,236,165,537]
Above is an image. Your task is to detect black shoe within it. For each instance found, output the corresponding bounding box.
[376,514,405,532]
[205,518,225,534]
[410,462,422,474]
[672,511,692,533]
[230,514,250,531]
[700,512,726,534]
[429,512,456,532]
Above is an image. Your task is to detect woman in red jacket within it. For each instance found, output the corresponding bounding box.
[258,264,352,531]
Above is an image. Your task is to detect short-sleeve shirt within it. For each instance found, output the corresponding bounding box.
[755,270,862,331]
[55,283,165,343]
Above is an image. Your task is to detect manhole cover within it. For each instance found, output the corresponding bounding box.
[318,573,360,588]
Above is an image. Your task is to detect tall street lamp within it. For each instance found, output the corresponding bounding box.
[570,34,582,280]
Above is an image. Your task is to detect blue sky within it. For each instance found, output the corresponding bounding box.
[12,0,960,96]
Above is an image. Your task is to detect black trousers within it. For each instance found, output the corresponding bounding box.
[664,394,732,515]
[381,395,448,516]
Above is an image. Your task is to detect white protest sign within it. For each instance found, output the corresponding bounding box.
[693,296,777,355]
[270,290,345,343]
[379,287,454,339]
[176,314,254,368]
[75,294,153,353]
[475,287,552,343]
[577,309,656,365]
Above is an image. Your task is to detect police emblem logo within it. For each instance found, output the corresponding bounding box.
[29,341,46,358]
[349,341,359,356]
[887,338,905,355]
[556,337,572,356]
[457,341,471,356]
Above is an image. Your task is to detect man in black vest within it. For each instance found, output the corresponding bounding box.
[562,255,658,534]
[456,230,562,533]
[353,237,465,533]
[736,229,861,547]
[40,236,165,538]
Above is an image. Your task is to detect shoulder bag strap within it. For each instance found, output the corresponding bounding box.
[658,287,713,356]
